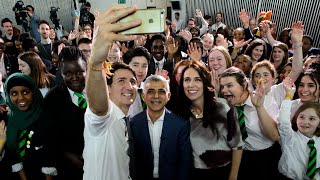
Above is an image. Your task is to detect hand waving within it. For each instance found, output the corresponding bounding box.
[167,36,179,55]
[187,42,202,62]
[250,79,265,108]
[291,21,304,44]
[282,77,296,96]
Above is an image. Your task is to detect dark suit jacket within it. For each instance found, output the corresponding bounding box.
[130,109,192,180]
[147,57,174,78]
[42,84,85,179]
[2,53,19,82]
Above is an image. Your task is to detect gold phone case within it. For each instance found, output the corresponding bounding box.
[119,9,165,35]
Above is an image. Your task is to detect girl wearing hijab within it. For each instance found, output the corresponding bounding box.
[4,73,56,179]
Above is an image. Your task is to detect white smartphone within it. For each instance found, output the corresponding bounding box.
[118,8,165,35]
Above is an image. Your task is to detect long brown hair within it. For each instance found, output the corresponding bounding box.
[18,51,52,88]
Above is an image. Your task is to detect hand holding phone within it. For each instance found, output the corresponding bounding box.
[118,9,165,35]
[74,10,80,16]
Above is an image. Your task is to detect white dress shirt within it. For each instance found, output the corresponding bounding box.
[147,110,165,178]
[278,100,320,180]
[67,87,87,107]
[241,95,279,151]
[83,101,131,180]
[153,57,165,70]
[0,54,7,79]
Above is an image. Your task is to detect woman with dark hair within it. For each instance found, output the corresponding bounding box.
[17,51,56,96]
[269,42,289,81]
[175,61,243,179]
[166,60,190,111]
[277,28,292,49]
[82,24,92,40]
[3,73,56,179]
[219,67,280,180]
[244,39,268,66]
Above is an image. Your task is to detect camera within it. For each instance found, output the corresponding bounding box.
[80,4,91,26]
[50,6,60,29]
[12,0,29,32]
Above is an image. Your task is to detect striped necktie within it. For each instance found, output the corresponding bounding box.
[74,92,87,109]
[307,139,317,178]
[236,105,248,140]
[18,130,27,159]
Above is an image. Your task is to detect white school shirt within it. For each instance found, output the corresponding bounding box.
[67,87,87,107]
[83,101,131,180]
[153,57,165,70]
[270,83,304,119]
[278,100,320,180]
[147,110,165,178]
[241,95,279,151]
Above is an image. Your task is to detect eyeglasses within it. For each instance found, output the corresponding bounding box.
[80,49,91,54]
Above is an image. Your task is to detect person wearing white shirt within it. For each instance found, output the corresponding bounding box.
[211,12,227,34]
[83,6,142,179]
[220,67,280,180]
[278,78,320,180]
[173,12,184,32]
[130,75,192,180]
[123,46,150,117]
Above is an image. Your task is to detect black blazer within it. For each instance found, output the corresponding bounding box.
[130,109,192,180]
[2,53,19,82]
[147,57,174,78]
[42,85,85,179]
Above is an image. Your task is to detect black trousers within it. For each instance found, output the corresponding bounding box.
[190,163,231,180]
[238,142,282,180]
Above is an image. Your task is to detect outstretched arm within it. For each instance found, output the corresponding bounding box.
[288,21,304,83]
[250,80,280,141]
[86,5,141,116]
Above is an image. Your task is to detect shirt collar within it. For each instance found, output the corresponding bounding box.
[146,109,165,123]
[153,57,165,65]
[67,87,86,98]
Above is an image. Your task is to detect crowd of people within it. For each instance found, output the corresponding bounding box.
[0,3,319,180]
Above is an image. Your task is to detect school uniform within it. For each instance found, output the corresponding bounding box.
[43,85,86,179]
[278,100,320,180]
[237,95,281,180]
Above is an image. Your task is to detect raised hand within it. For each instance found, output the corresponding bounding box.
[210,70,220,97]
[239,9,250,27]
[250,79,265,108]
[187,42,201,61]
[155,68,170,81]
[195,9,203,18]
[120,43,129,54]
[178,30,192,42]
[134,35,146,47]
[291,21,304,43]
[0,120,6,146]
[90,5,141,67]
[282,77,296,96]
[233,38,252,49]
[167,36,178,55]
[68,30,78,42]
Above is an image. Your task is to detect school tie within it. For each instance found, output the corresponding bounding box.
[156,62,160,70]
[137,88,147,110]
[307,139,317,178]
[74,92,87,109]
[18,130,27,159]
[236,105,248,141]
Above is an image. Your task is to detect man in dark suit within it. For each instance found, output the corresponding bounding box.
[147,34,174,78]
[42,46,87,180]
[0,38,19,82]
[130,75,192,180]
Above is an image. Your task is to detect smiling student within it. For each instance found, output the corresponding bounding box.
[278,77,320,179]
[4,73,56,180]
[219,67,280,180]
[42,46,87,179]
